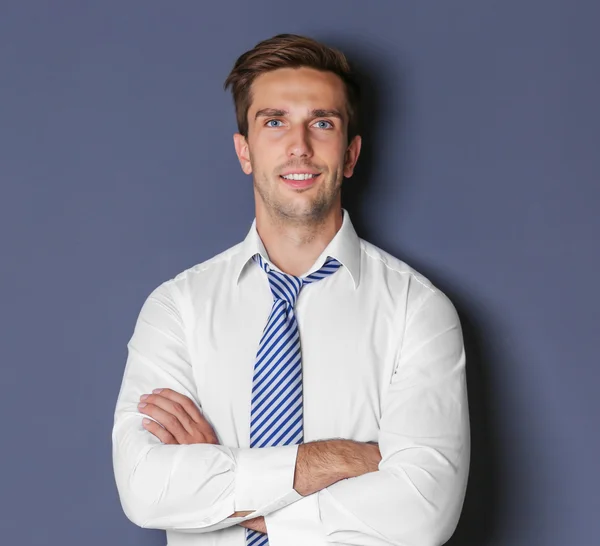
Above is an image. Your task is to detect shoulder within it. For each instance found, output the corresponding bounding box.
[358,238,457,316]
[359,238,436,292]
[173,243,243,282]
[150,240,244,301]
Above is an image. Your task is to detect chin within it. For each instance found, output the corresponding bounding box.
[278,200,333,222]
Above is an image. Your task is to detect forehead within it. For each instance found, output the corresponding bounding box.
[249,67,347,115]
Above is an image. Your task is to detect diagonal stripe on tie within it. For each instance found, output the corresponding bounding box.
[246,253,342,545]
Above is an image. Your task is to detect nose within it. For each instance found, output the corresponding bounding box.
[286,124,313,158]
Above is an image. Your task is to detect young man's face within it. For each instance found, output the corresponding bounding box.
[233,67,361,225]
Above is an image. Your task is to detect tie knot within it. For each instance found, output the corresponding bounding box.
[253,254,342,306]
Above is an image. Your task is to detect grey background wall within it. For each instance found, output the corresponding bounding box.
[1,1,598,545]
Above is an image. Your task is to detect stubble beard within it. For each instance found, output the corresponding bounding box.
[254,169,342,228]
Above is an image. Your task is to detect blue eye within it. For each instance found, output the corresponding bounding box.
[266,119,283,127]
[314,120,333,129]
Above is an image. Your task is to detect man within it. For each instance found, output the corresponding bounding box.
[112,33,470,546]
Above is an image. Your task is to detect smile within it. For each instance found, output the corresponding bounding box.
[280,173,319,180]
[279,173,320,189]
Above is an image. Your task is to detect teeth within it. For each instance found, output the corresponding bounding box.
[282,173,317,180]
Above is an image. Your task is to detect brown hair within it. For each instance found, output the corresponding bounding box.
[223,33,360,143]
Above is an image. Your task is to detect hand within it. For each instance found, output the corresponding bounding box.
[138,388,219,445]
[238,516,266,534]
[292,439,382,496]
[229,510,266,533]
[361,441,382,474]
[337,440,382,479]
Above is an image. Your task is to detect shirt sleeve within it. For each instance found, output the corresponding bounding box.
[264,288,470,546]
[111,281,303,533]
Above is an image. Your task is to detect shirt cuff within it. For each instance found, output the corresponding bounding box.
[232,444,301,512]
[264,493,327,546]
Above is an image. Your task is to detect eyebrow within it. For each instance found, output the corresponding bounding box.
[254,108,344,121]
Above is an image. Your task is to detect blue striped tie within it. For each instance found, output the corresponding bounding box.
[245,253,342,546]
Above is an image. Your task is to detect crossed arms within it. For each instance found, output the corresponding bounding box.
[112,281,470,545]
[131,386,382,534]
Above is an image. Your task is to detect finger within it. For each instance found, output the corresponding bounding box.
[149,390,218,442]
[138,402,188,441]
[140,390,220,445]
[151,388,205,424]
[141,394,195,435]
[142,418,177,444]
[240,517,266,534]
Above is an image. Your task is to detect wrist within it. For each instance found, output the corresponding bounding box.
[329,439,359,480]
[293,439,353,496]
[332,439,381,479]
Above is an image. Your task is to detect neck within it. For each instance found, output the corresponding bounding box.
[256,206,343,277]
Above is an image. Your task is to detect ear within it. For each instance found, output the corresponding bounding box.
[343,135,362,178]
[233,133,252,175]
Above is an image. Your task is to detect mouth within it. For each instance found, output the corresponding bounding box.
[279,173,321,189]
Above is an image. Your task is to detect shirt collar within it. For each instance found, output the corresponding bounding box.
[234,208,361,289]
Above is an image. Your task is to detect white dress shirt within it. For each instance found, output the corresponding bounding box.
[112,208,470,546]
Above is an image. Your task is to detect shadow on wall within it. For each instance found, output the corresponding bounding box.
[324,34,506,546]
